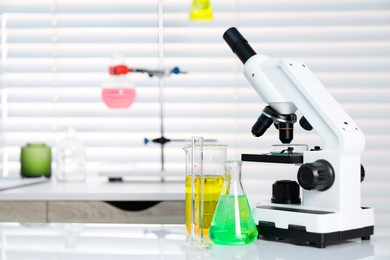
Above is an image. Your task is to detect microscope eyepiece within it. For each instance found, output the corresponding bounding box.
[223,27,257,64]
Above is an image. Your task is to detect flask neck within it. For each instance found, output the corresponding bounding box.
[223,161,245,196]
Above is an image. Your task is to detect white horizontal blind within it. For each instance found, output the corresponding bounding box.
[1,0,389,227]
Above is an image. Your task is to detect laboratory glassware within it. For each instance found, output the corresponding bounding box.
[209,160,258,245]
[183,137,226,250]
[183,140,227,236]
[56,128,87,182]
[101,69,136,109]
[190,0,213,21]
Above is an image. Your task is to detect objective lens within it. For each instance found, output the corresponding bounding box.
[252,114,273,137]
[278,122,294,144]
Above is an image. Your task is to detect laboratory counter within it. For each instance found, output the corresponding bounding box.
[0,178,185,224]
[0,223,388,259]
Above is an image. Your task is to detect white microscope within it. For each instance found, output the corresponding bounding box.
[223,27,374,248]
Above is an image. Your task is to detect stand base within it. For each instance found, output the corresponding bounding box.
[257,222,374,248]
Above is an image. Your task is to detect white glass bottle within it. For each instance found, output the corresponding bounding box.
[56,128,86,182]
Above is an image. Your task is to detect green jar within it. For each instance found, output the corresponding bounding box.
[20,143,52,178]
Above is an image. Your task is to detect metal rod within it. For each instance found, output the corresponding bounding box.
[158,0,165,180]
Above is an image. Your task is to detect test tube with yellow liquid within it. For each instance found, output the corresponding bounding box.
[183,139,227,249]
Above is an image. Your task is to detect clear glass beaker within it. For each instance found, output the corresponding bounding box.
[209,161,258,245]
[183,138,227,240]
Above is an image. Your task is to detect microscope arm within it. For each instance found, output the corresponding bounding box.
[244,55,365,154]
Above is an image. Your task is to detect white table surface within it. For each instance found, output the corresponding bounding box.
[0,223,388,260]
[0,178,184,201]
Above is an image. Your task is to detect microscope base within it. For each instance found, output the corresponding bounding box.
[254,205,374,248]
[257,222,373,248]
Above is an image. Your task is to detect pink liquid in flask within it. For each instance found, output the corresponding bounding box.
[102,88,136,109]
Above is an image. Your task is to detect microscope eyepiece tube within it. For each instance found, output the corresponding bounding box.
[223,27,257,64]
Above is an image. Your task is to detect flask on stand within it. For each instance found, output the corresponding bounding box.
[209,161,258,245]
[101,66,136,109]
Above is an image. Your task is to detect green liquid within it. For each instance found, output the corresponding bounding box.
[209,195,258,245]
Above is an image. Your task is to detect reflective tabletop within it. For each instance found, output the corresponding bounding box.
[0,223,388,259]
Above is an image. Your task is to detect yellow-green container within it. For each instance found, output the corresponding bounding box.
[20,143,51,178]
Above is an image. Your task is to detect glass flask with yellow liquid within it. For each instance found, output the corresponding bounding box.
[183,138,227,248]
[209,161,258,245]
[189,0,213,21]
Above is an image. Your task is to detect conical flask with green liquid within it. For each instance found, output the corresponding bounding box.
[209,161,258,245]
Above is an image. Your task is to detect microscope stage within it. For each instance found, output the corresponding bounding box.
[242,152,303,164]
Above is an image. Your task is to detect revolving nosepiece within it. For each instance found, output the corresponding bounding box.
[252,106,296,144]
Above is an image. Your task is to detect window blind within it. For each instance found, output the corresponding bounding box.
[0,0,389,227]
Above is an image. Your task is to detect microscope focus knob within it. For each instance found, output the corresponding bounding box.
[297,159,335,191]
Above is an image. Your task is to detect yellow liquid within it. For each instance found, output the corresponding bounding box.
[190,0,213,21]
[185,175,224,235]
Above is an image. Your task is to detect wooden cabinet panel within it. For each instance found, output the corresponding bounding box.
[48,201,185,224]
[0,202,47,222]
